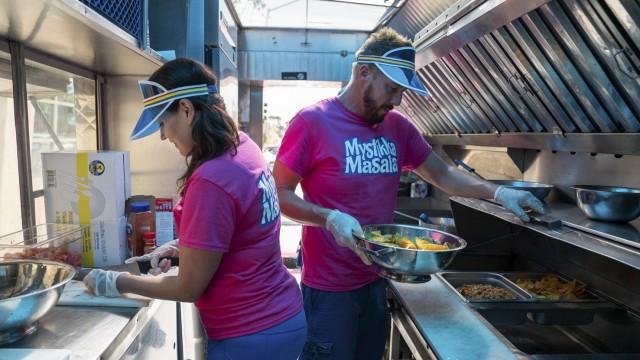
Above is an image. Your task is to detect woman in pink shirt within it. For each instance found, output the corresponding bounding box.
[84,58,306,359]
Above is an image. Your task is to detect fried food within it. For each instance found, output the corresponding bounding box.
[456,284,517,300]
[365,230,453,251]
[515,275,588,300]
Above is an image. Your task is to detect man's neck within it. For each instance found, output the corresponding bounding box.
[337,86,364,117]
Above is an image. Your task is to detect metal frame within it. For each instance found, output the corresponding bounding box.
[426,133,640,155]
[3,38,100,230]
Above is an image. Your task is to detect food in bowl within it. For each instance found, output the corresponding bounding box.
[515,275,588,300]
[456,284,517,300]
[366,230,450,250]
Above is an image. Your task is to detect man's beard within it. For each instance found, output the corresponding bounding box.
[362,85,392,125]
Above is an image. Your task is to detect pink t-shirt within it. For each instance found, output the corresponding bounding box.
[174,132,303,340]
[277,97,432,291]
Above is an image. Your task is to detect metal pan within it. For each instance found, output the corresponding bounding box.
[354,224,466,283]
[573,185,640,222]
[455,159,553,200]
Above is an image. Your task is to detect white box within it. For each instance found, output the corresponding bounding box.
[42,151,131,267]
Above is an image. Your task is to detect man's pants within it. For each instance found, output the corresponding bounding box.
[300,279,390,360]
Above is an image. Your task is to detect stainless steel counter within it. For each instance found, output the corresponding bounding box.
[8,300,177,360]
[389,276,520,360]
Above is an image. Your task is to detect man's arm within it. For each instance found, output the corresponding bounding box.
[273,159,331,226]
[413,152,498,199]
[413,152,545,221]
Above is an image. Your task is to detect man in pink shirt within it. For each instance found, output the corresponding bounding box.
[274,28,544,359]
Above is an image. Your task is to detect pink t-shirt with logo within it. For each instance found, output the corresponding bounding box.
[174,132,303,340]
[277,97,432,291]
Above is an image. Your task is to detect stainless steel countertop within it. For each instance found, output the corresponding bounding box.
[8,300,163,360]
[389,275,520,360]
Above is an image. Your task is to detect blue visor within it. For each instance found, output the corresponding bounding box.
[357,46,429,97]
[130,81,218,140]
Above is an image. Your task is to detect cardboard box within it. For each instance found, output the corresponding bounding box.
[42,151,131,267]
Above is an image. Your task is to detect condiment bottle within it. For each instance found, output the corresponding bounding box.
[143,231,157,255]
[127,201,155,257]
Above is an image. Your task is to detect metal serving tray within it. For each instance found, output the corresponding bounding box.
[439,272,533,303]
[500,272,617,325]
[438,272,534,325]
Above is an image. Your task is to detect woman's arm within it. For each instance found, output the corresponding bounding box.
[117,246,222,302]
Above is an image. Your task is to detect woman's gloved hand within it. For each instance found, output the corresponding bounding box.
[493,185,546,222]
[125,240,179,275]
[83,269,122,297]
[325,210,372,265]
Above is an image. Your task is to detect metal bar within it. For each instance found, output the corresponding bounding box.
[96,74,105,150]
[9,41,36,230]
[456,44,533,132]
[466,41,543,132]
[604,0,640,56]
[433,58,502,133]
[503,20,596,133]
[425,63,485,133]
[437,57,507,133]
[405,90,454,134]
[540,1,639,132]
[400,95,439,135]
[390,307,436,360]
[425,133,640,155]
[443,52,518,132]
[418,67,473,133]
[491,27,578,133]
[22,46,95,80]
[521,11,618,132]
[574,0,640,118]
[477,34,555,133]
[29,98,65,151]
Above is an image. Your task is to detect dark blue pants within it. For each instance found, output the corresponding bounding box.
[300,279,390,360]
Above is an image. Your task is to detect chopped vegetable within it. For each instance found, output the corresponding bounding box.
[516,275,589,300]
[365,230,453,251]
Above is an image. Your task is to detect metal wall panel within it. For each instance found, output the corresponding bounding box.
[381,0,457,39]
[238,29,368,81]
[408,0,640,138]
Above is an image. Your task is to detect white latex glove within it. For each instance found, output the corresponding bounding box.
[494,185,546,222]
[125,239,179,275]
[83,269,122,297]
[325,210,372,265]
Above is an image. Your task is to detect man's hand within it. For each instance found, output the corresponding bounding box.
[494,186,546,222]
[325,210,372,265]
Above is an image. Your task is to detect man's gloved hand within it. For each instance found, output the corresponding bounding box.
[494,185,546,222]
[125,240,179,275]
[325,210,372,265]
[83,269,122,297]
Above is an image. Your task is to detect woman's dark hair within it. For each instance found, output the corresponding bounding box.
[148,58,239,195]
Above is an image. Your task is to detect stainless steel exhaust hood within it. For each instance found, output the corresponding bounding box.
[401,0,640,154]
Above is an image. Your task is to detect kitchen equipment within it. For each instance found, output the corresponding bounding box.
[454,159,553,200]
[439,272,534,325]
[573,185,640,222]
[354,224,466,283]
[0,260,75,344]
[58,280,148,307]
[393,211,457,234]
[0,223,86,268]
[0,349,71,360]
[73,256,179,280]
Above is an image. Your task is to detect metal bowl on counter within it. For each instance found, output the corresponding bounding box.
[573,185,640,222]
[355,224,466,283]
[0,260,75,344]
[489,180,553,200]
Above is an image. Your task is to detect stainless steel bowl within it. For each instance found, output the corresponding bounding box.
[489,180,553,200]
[356,224,466,283]
[573,185,640,222]
[0,260,75,344]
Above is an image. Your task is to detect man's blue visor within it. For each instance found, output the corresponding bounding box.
[357,46,429,97]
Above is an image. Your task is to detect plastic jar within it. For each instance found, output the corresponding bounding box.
[143,231,157,255]
[127,201,155,257]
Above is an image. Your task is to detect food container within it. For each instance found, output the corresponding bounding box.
[355,224,466,283]
[0,224,87,268]
[501,272,616,325]
[438,272,533,325]
[0,260,75,344]
[573,185,640,222]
